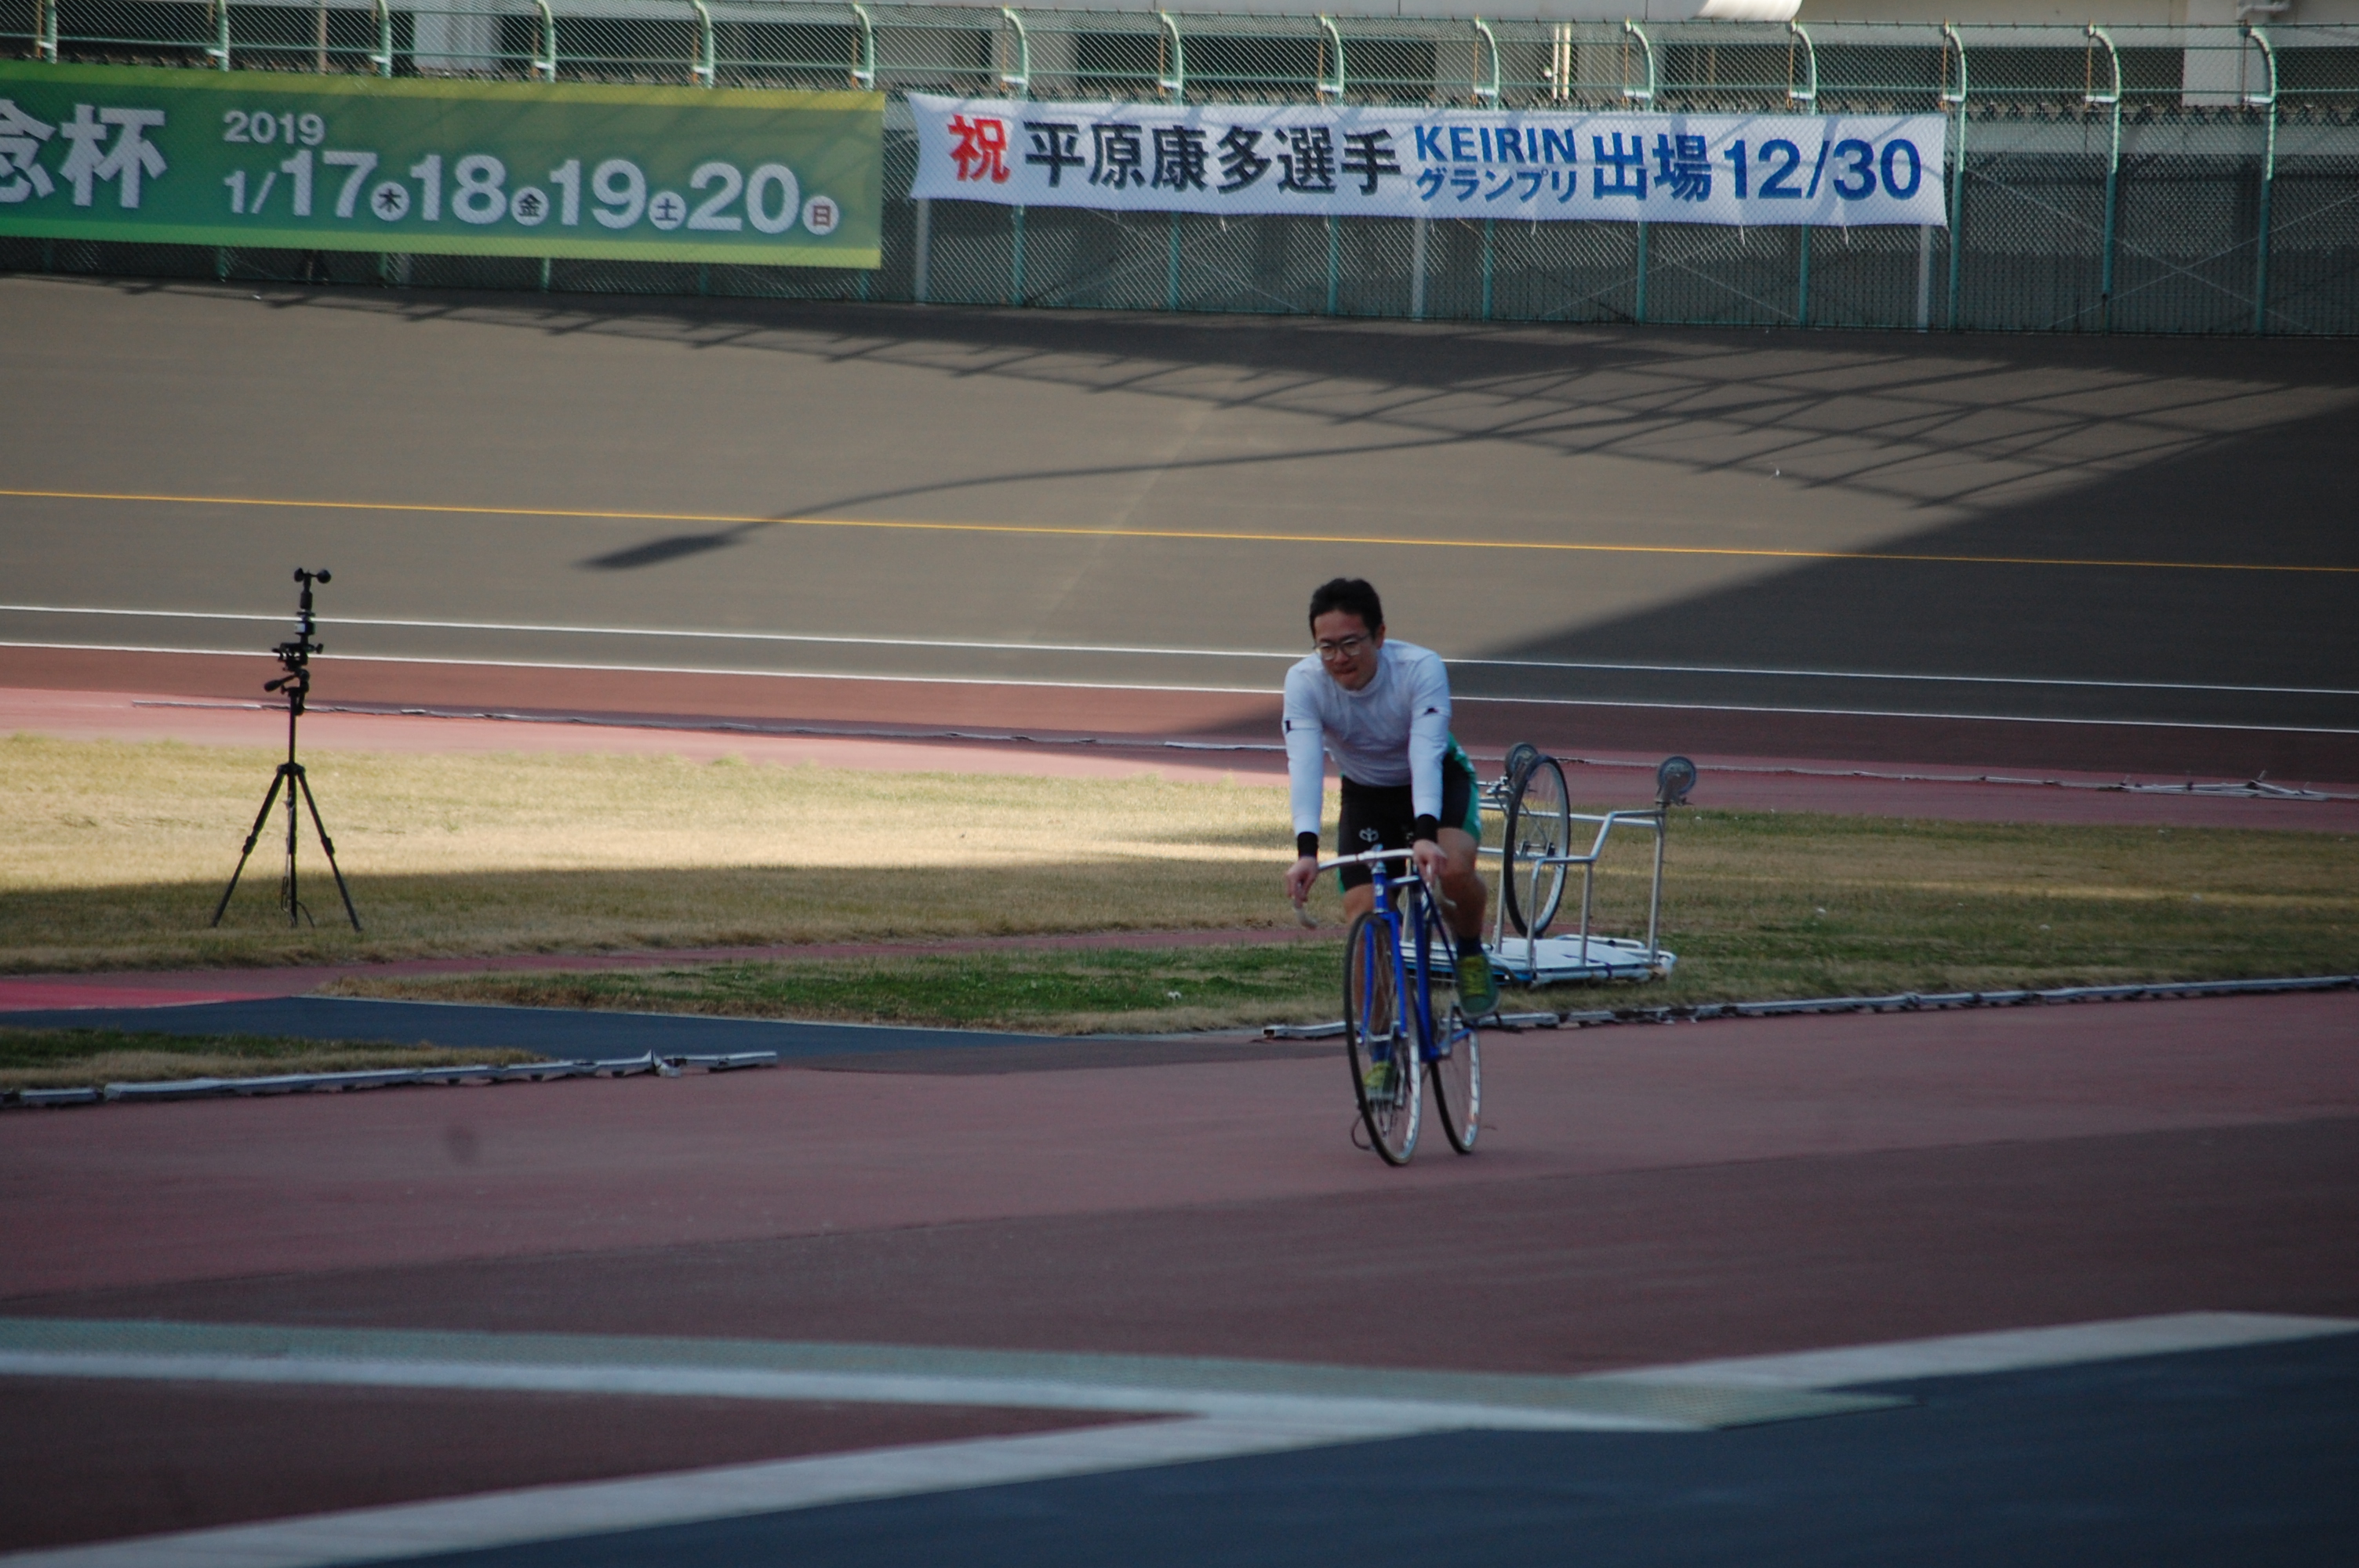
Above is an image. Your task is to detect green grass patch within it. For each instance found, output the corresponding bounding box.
[334,804,2359,1033]
[0,1027,546,1092]
[330,946,1346,1036]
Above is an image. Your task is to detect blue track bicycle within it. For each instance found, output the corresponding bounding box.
[1316,847,1481,1165]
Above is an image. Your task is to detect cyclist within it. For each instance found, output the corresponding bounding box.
[1282,576,1499,1018]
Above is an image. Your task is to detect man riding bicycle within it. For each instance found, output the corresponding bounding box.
[1282,577,1499,1018]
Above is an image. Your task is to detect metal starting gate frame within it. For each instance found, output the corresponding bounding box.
[1468,750,1695,988]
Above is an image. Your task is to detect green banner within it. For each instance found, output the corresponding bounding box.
[0,62,881,267]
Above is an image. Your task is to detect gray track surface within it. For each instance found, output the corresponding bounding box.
[0,996,1075,1059]
[395,1339,2359,1568]
[2,276,2354,746]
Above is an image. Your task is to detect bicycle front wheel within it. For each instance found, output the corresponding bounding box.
[1503,753,1571,938]
[1343,910,1420,1166]
[1429,1004,1482,1155]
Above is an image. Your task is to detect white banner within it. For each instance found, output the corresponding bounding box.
[911,96,1947,227]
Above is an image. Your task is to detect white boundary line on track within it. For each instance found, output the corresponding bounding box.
[5,606,2356,699]
[1,1312,2351,1568]
[5,642,2356,738]
[1616,1312,2359,1390]
[0,1352,1690,1436]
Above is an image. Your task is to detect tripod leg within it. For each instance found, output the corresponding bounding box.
[212,768,289,927]
[282,759,309,927]
[293,766,362,932]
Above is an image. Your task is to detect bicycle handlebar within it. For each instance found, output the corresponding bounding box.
[1292,845,1452,929]
[1310,846,1425,875]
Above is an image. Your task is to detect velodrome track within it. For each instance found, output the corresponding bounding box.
[3,273,2357,779]
[4,277,2358,1563]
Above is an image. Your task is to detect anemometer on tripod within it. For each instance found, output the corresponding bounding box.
[210,568,362,931]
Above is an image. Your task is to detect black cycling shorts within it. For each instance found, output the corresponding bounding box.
[1334,742,1480,891]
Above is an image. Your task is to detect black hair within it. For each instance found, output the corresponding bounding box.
[1307,578,1384,637]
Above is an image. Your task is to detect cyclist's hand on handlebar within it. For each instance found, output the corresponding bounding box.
[1285,854,1320,909]
[1412,837,1448,888]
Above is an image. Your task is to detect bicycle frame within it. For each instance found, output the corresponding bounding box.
[1318,847,1452,1069]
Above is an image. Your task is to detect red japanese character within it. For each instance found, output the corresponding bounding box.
[947,114,1011,184]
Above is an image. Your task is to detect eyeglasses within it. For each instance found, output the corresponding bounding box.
[1314,634,1372,660]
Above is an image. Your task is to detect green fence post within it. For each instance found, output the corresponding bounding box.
[1409,216,1427,321]
[1158,10,1185,102]
[1634,220,1648,324]
[1796,225,1809,326]
[1010,206,1026,304]
[912,198,932,304]
[690,0,716,86]
[1943,22,1967,330]
[999,7,1030,96]
[1325,215,1340,314]
[850,2,875,89]
[35,0,56,61]
[2086,24,2122,331]
[1622,21,1653,327]
[370,0,393,75]
[207,0,231,68]
[1162,13,1184,312]
[1481,219,1496,319]
[1473,16,1500,107]
[1004,9,1030,307]
[2245,24,2278,336]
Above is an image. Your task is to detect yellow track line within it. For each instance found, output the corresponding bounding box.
[5,487,2353,576]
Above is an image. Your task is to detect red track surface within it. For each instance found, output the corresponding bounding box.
[9,993,2355,1346]
[0,1380,1133,1552]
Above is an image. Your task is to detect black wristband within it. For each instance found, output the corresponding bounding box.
[1297,832,1320,858]
[1412,814,1440,844]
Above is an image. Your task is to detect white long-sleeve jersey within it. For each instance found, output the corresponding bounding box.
[1283,639,1452,840]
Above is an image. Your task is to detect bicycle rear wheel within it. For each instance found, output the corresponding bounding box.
[1343,909,1420,1165]
[1503,754,1571,937]
[1419,906,1482,1155]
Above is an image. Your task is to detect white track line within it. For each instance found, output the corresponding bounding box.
[3,1313,2353,1568]
[6,605,2354,698]
[0,1352,1688,1436]
[5,643,2354,735]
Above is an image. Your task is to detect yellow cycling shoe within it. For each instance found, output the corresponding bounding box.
[1455,949,1499,1017]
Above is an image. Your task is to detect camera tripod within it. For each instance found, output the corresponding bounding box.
[211,568,362,931]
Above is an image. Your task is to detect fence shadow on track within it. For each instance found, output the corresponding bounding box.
[143,278,2351,546]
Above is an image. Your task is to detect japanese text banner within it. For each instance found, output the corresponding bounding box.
[911,95,1946,227]
[0,61,881,267]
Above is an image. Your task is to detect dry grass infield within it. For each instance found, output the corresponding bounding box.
[4,735,2357,1036]
[0,734,1288,971]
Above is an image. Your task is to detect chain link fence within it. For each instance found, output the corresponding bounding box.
[5,5,2355,333]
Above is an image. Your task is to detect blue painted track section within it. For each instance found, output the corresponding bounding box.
[0,997,1070,1059]
[402,1338,2359,1568]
